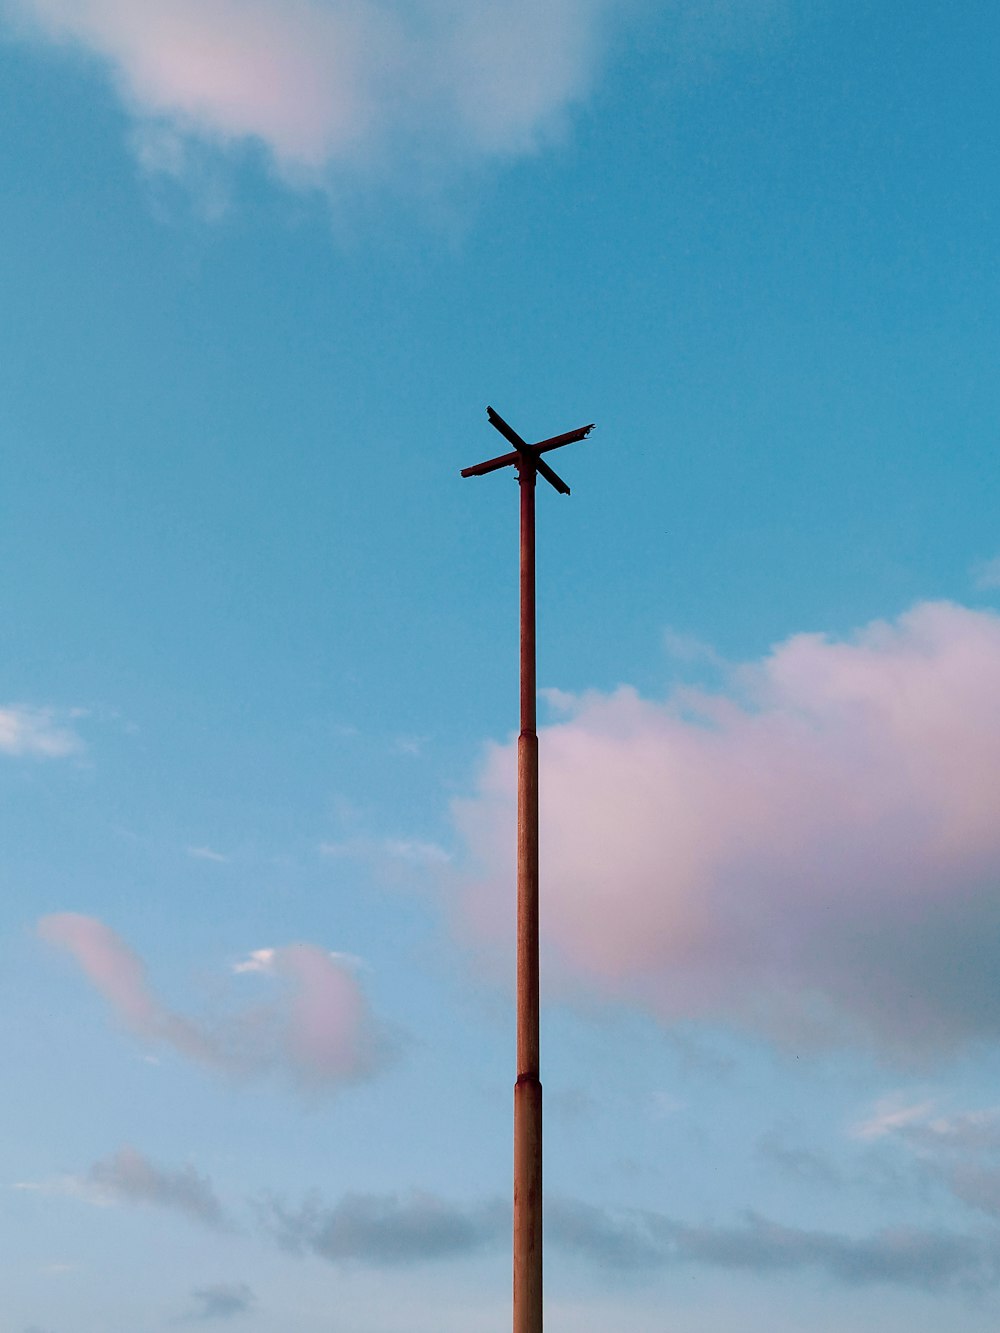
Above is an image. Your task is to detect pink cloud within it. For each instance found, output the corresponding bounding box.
[272,944,377,1086]
[37,913,213,1060]
[5,0,611,178]
[453,602,1000,1059]
[38,914,383,1088]
[227,942,382,1088]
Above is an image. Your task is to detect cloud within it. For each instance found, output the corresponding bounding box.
[851,1094,1000,1221]
[232,948,276,976]
[265,1190,507,1266]
[661,628,727,669]
[855,1095,1000,1155]
[548,1197,668,1270]
[232,946,365,976]
[187,846,229,863]
[910,1108,1000,1154]
[548,1197,1000,1291]
[453,601,1000,1060]
[757,1126,921,1204]
[0,704,82,757]
[25,1150,995,1295]
[320,834,451,871]
[3,0,612,185]
[269,1184,1000,1289]
[854,1096,940,1142]
[90,1147,229,1228]
[14,1147,228,1228]
[37,914,217,1061]
[13,1175,104,1204]
[391,734,427,758]
[38,914,386,1090]
[263,1186,994,1292]
[187,1282,255,1321]
[18,1158,504,1270]
[382,838,451,867]
[971,556,1000,591]
[756,1136,844,1189]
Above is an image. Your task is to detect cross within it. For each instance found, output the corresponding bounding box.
[461,406,595,1333]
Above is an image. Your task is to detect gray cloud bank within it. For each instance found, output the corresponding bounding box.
[268,1188,1000,1292]
[265,1189,508,1265]
[548,1197,1000,1292]
[28,1143,1000,1294]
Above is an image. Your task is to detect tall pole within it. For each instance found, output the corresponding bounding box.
[460,407,594,1333]
[514,460,542,1333]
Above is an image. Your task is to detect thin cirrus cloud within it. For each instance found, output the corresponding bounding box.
[0,704,82,758]
[851,1094,1000,1223]
[453,601,1000,1061]
[186,845,230,864]
[3,0,613,181]
[37,913,386,1090]
[971,555,1000,591]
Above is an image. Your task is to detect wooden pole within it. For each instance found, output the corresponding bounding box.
[461,407,594,1333]
[513,459,542,1333]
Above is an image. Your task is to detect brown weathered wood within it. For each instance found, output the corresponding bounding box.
[461,419,594,479]
[514,462,542,1331]
[513,1073,542,1333]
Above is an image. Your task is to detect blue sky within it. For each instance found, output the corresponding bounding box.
[4,2,1000,1329]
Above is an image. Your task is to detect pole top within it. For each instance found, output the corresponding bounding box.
[461,407,594,496]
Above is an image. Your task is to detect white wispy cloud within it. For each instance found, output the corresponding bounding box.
[187,845,230,863]
[971,555,1000,590]
[318,838,362,859]
[320,834,451,869]
[13,1175,107,1205]
[662,627,727,668]
[232,947,276,976]
[391,734,427,757]
[232,946,365,975]
[0,704,82,757]
[382,838,451,867]
[853,1096,940,1142]
[850,1093,1000,1222]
